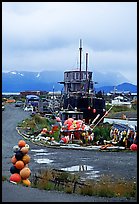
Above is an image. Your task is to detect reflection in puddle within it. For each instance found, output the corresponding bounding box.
[61,165,94,172]
[81,158,89,162]
[85,171,100,178]
[34,158,53,164]
[61,165,100,180]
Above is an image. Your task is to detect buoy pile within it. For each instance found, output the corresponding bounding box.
[61,118,89,131]
[10,140,31,186]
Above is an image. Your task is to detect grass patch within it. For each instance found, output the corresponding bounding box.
[17,114,61,141]
[30,169,137,199]
[106,104,135,113]
[78,176,137,198]
[2,175,8,181]
[93,123,112,142]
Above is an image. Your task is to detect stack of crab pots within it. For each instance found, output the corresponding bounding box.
[10,140,31,187]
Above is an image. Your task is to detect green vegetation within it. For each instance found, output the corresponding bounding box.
[2,175,8,181]
[79,176,136,198]
[18,115,52,131]
[105,104,137,120]
[106,104,137,113]
[17,114,61,141]
[31,169,137,199]
[93,123,112,142]
[18,114,113,143]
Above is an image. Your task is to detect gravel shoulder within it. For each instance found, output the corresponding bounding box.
[2,103,137,202]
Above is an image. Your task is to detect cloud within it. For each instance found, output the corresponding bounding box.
[2,2,137,85]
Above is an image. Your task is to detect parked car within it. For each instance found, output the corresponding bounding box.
[2,103,5,111]
[15,101,24,107]
[24,106,33,111]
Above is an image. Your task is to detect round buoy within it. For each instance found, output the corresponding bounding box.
[10,165,20,174]
[56,117,61,122]
[13,145,20,153]
[22,154,30,164]
[42,128,48,133]
[20,167,31,179]
[15,150,24,160]
[15,160,25,170]
[25,144,30,149]
[130,143,137,151]
[10,173,21,183]
[61,137,67,143]
[11,155,17,164]
[22,179,31,187]
[18,140,26,148]
[21,147,29,154]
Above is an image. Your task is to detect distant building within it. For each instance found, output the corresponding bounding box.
[20,90,48,96]
[107,91,137,101]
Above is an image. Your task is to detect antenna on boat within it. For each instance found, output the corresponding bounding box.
[85,52,89,94]
[76,54,79,70]
[86,52,88,80]
[79,39,82,80]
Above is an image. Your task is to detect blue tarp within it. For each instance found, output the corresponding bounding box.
[26,95,40,99]
[112,123,135,132]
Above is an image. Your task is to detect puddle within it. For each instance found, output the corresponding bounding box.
[61,165,94,172]
[32,149,54,164]
[31,149,48,153]
[85,170,100,179]
[81,158,89,161]
[34,158,53,164]
[61,165,100,180]
[34,153,53,156]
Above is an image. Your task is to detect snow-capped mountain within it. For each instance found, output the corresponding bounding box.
[2,70,64,92]
[2,70,137,93]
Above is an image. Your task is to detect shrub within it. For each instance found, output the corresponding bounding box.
[93,123,112,142]
[31,169,136,199]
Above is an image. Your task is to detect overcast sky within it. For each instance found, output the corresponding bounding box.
[2,2,137,85]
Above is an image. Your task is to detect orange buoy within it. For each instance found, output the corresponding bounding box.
[20,167,31,179]
[10,173,21,183]
[22,154,30,164]
[22,179,31,187]
[18,140,26,148]
[52,125,59,131]
[11,155,17,164]
[15,160,25,170]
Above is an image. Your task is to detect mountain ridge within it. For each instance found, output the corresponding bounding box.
[2,70,137,93]
[95,82,137,93]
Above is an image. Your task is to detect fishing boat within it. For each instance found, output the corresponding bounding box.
[59,40,106,124]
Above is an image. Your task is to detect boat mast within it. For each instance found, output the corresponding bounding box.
[86,52,89,94]
[79,39,82,81]
[86,52,88,80]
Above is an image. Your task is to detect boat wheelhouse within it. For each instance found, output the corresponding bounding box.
[59,40,106,124]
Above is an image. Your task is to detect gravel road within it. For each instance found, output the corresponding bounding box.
[2,103,137,202]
